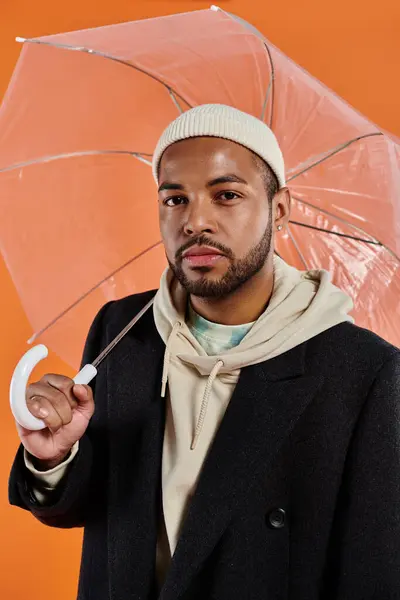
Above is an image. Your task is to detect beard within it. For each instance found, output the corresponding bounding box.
[168,213,273,299]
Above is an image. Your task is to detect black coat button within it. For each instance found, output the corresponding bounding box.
[267,508,286,529]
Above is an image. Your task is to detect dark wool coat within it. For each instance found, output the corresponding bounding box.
[9,290,400,600]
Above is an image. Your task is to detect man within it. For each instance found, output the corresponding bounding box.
[9,104,400,599]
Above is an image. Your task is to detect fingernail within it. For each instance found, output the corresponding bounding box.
[38,407,49,418]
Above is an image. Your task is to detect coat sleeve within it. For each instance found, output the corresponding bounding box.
[8,300,114,529]
[325,350,400,599]
[23,440,80,504]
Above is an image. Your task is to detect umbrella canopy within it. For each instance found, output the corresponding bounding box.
[0,6,399,369]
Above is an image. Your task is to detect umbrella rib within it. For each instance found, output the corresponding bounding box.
[16,37,192,111]
[262,43,275,128]
[292,194,400,263]
[0,149,152,175]
[27,240,163,344]
[286,224,308,269]
[284,96,326,158]
[214,10,275,127]
[260,79,272,122]
[289,220,382,244]
[287,132,383,181]
[168,89,184,114]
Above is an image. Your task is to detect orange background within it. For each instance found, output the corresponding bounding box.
[1,1,399,598]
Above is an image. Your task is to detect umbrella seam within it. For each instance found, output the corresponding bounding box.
[16,37,193,112]
[292,195,400,263]
[27,240,163,344]
[287,132,384,181]
[0,150,153,175]
[216,10,276,128]
[289,220,382,244]
[286,224,308,269]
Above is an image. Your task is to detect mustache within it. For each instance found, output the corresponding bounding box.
[175,235,234,260]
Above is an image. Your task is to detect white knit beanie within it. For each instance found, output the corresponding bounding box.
[152,104,285,188]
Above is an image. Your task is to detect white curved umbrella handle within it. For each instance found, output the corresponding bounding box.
[10,344,97,431]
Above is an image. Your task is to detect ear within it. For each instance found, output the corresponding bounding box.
[274,187,291,230]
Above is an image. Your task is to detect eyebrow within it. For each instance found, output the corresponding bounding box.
[207,174,248,187]
[158,174,248,193]
[158,182,185,193]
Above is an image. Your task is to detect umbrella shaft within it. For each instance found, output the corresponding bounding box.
[92,297,155,368]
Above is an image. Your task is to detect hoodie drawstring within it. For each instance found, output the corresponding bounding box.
[160,321,224,450]
[161,321,182,398]
[191,359,224,451]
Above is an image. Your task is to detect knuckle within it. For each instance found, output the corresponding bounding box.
[49,390,67,406]
[43,373,73,389]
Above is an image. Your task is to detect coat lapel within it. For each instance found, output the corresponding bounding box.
[161,342,324,600]
[105,300,166,600]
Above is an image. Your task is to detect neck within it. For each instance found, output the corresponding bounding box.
[189,260,274,326]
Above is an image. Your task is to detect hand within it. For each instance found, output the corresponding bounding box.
[16,374,95,469]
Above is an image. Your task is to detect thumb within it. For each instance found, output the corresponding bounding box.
[73,384,92,405]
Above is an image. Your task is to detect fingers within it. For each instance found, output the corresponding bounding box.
[26,374,77,433]
[42,373,77,403]
[27,395,67,432]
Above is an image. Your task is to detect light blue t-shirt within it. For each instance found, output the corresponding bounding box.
[187,303,255,355]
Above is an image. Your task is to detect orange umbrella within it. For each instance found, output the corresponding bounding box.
[0,7,399,420]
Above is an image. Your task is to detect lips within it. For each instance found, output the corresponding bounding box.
[182,245,223,258]
[182,245,226,268]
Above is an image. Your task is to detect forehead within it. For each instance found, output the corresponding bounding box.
[158,137,259,181]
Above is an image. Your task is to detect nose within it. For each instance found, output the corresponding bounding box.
[183,199,218,236]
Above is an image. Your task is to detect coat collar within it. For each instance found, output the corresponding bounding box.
[161,341,324,600]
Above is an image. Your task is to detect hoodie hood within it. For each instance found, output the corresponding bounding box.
[154,255,354,373]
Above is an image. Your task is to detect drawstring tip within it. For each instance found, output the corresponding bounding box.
[161,379,167,398]
[190,433,199,451]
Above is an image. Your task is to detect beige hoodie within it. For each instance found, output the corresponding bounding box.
[26,256,353,579]
[153,255,354,564]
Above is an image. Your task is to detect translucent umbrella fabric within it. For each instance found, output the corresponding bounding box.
[0,6,398,369]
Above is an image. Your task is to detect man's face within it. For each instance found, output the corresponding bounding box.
[158,137,280,298]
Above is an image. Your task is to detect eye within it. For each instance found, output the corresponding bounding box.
[217,191,240,202]
[163,196,188,207]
